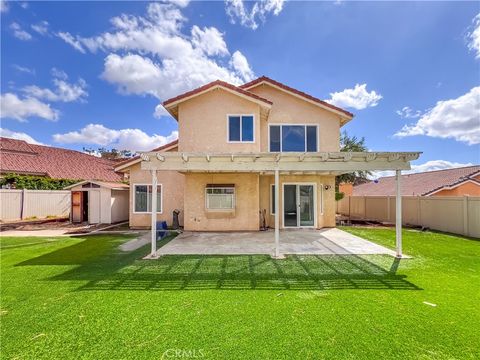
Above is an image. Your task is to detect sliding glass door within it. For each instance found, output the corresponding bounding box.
[283,184,315,227]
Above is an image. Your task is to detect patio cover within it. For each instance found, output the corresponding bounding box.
[140,151,421,259]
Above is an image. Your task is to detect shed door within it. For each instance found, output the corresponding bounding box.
[71,192,82,223]
[88,190,101,224]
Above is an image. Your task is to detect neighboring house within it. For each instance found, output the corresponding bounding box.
[352,166,480,196]
[0,137,128,224]
[116,76,419,240]
[0,137,124,182]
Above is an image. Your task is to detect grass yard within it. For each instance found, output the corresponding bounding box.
[1,228,479,359]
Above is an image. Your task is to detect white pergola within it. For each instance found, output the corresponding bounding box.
[140,151,420,259]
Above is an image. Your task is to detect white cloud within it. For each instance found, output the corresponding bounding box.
[1,0,8,12]
[12,64,35,75]
[56,32,86,53]
[372,160,475,179]
[0,128,44,145]
[31,21,49,36]
[0,93,59,121]
[395,86,480,145]
[230,50,254,82]
[327,84,382,110]
[467,13,480,59]
[56,2,255,117]
[396,106,423,119]
[191,25,229,56]
[225,0,285,30]
[169,0,190,8]
[22,69,88,103]
[10,22,32,40]
[53,124,178,151]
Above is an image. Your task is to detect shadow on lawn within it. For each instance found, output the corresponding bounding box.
[17,236,421,291]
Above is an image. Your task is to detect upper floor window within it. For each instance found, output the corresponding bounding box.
[228,115,254,142]
[269,124,318,152]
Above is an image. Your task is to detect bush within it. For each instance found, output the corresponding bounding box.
[0,174,78,190]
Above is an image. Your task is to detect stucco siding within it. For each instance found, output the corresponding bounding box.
[184,173,260,231]
[178,89,261,153]
[432,181,480,196]
[128,163,185,229]
[247,84,342,152]
[259,174,336,229]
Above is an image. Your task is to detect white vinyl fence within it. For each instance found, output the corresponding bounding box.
[0,189,71,221]
[336,196,480,238]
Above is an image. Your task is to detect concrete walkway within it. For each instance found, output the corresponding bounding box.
[157,228,397,257]
[0,229,73,237]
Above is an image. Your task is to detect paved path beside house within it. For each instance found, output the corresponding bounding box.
[0,229,73,237]
[119,231,150,251]
[156,228,398,257]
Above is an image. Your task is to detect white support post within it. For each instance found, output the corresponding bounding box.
[151,170,158,257]
[395,169,402,258]
[274,169,280,258]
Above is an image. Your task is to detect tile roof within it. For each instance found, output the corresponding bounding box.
[114,139,179,170]
[353,165,480,196]
[0,137,124,182]
[163,80,273,107]
[240,75,354,118]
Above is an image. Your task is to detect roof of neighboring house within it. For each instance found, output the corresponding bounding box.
[0,137,124,182]
[240,75,354,121]
[114,139,179,171]
[353,165,480,196]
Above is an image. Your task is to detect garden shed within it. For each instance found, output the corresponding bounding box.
[65,180,129,224]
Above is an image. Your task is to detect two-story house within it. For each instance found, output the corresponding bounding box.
[116,76,420,258]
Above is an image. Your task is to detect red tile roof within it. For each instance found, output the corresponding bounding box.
[163,80,273,107]
[114,139,179,170]
[240,76,354,118]
[353,166,480,196]
[0,137,124,182]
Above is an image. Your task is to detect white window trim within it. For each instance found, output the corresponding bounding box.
[281,182,317,229]
[205,186,236,211]
[133,183,163,214]
[227,114,256,143]
[268,123,319,152]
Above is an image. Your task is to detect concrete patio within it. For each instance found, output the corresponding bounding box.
[156,228,398,257]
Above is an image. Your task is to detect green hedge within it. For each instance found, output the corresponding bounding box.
[0,174,78,190]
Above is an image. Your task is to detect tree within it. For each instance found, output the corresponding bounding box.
[83,147,135,160]
[335,131,372,200]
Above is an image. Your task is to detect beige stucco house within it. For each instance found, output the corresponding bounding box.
[116,76,420,258]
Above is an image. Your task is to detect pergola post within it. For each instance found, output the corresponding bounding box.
[151,170,158,257]
[395,169,402,258]
[274,169,280,258]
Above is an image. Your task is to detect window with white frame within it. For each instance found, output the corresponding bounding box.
[205,184,235,210]
[134,184,162,213]
[228,115,254,142]
[269,124,318,152]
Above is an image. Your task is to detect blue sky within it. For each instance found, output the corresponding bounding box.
[1,0,479,174]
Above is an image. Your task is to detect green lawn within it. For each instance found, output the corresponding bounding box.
[1,228,479,359]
